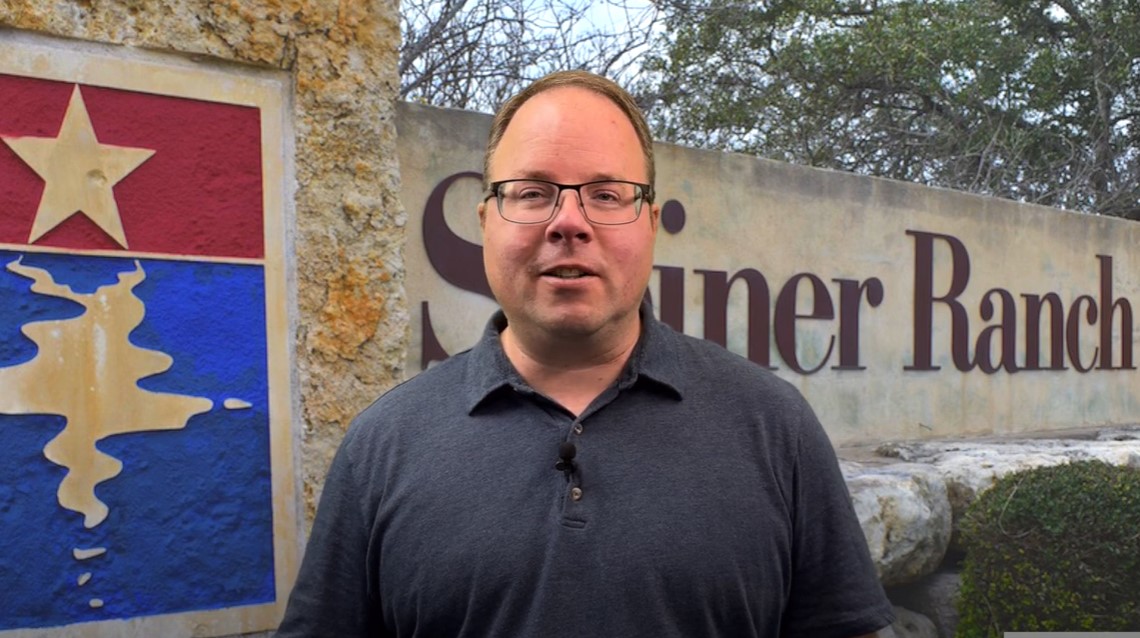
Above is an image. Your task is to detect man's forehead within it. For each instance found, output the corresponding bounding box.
[493,87,639,162]
[508,86,628,129]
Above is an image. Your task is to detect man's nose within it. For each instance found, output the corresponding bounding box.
[545,189,592,241]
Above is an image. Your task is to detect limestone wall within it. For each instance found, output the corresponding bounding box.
[0,2,404,636]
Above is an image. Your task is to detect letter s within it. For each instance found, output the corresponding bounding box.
[423,171,494,300]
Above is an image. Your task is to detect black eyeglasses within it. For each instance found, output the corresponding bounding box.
[484,179,654,225]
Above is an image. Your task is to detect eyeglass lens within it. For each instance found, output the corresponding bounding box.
[496,180,643,224]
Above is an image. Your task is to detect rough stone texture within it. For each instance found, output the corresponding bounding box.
[0,0,405,529]
[877,434,1140,550]
[843,462,952,586]
[886,570,962,638]
[891,606,939,638]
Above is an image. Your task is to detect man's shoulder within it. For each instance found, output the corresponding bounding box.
[661,327,803,401]
[349,349,476,434]
[647,326,823,465]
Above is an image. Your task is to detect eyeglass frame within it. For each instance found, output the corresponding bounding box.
[483,178,655,226]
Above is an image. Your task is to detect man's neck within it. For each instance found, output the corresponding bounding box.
[501,322,641,416]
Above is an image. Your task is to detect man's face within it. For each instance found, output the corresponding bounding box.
[479,86,659,344]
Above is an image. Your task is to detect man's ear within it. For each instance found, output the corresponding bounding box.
[478,200,487,229]
[649,202,661,234]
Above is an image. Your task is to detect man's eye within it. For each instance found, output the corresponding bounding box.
[507,182,556,201]
[588,189,625,204]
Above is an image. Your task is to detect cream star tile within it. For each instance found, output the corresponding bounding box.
[2,85,155,248]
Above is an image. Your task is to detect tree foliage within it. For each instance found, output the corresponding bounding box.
[640,0,1140,218]
[398,0,1139,219]
[399,0,659,112]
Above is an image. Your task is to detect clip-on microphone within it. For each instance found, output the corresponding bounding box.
[555,441,577,482]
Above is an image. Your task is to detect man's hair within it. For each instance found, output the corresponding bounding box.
[483,71,655,197]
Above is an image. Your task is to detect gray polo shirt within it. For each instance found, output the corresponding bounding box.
[277,307,894,637]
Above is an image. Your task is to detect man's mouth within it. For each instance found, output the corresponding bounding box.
[543,267,593,279]
[550,268,586,279]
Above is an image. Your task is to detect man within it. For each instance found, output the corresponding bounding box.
[277,71,895,637]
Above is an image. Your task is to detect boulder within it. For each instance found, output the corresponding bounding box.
[886,570,962,638]
[1095,424,1140,441]
[843,462,952,586]
[875,436,1140,551]
[835,429,1140,630]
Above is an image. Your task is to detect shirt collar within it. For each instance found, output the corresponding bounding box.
[463,298,685,415]
[462,311,522,414]
[619,298,685,398]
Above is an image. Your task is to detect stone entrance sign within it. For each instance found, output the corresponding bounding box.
[398,102,1140,445]
[0,37,296,637]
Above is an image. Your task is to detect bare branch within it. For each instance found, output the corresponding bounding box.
[400,0,663,112]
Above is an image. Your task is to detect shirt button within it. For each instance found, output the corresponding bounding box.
[570,487,583,501]
[573,424,583,435]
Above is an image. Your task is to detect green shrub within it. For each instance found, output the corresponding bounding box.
[955,460,1140,637]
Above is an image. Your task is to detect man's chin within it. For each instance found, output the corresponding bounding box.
[539,316,603,339]
[505,303,636,344]
[521,306,608,338]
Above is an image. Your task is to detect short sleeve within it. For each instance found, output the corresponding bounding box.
[780,401,895,637]
[275,428,385,637]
